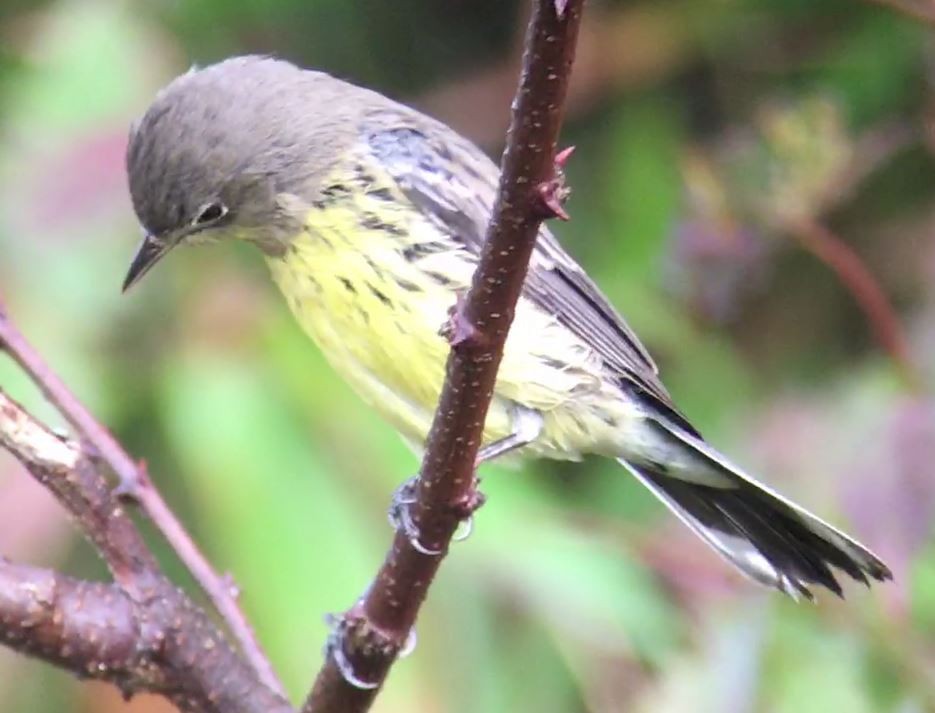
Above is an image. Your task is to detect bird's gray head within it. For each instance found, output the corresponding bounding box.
[123,55,356,291]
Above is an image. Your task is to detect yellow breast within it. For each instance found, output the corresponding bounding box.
[266,175,633,459]
[266,185,474,443]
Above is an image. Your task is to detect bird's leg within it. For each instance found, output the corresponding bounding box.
[475,405,544,464]
[389,405,543,554]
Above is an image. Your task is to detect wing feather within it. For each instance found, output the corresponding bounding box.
[364,115,680,414]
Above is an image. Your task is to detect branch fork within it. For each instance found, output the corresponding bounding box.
[0,387,291,712]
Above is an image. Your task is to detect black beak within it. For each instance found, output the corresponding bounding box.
[122,234,173,293]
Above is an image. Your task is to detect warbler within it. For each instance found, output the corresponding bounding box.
[122,55,890,599]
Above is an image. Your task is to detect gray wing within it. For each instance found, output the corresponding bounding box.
[364,115,687,422]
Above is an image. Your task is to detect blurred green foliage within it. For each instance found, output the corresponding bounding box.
[1,0,934,711]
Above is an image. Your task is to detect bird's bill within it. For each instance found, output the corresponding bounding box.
[122,233,174,292]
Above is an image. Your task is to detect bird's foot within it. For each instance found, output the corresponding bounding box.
[388,476,442,555]
[387,475,486,555]
[450,485,486,543]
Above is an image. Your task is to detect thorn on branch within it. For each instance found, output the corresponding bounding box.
[535,146,575,221]
[113,459,150,503]
[555,145,575,169]
[439,292,489,349]
[221,573,241,600]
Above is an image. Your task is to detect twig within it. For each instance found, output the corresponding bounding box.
[0,390,292,713]
[0,390,156,588]
[0,305,285,697]
[301,1,585,710]
[786,217,920,390]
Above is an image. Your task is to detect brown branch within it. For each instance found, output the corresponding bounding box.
[0,561,166,692]
[0,390,156,589]
[0,389,292,713]
[786,217,921,391]
[302,1,585,710]
[0,560,291,713]
[0,305,284,697]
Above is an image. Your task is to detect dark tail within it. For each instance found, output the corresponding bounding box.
[619,419,892,599]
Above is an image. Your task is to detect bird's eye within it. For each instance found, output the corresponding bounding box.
[193,201,228,225]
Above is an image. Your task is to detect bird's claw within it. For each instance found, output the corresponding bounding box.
[388,476,443,555]
[387,476,419,527]
[388,475,484,554]
[452,514,474,542]
[399,627,417,659]
[401,505,444,556]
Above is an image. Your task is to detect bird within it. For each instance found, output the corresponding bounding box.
[122,55,891,599]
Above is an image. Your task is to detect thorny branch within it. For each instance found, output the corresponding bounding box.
[0,307,284,697]
[0,387,156,586]
[0,386,290,713]
[302,1,586,711]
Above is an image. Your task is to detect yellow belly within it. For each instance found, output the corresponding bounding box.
[266,198,634,460]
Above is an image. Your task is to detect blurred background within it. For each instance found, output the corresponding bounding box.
[1,0,934,711]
